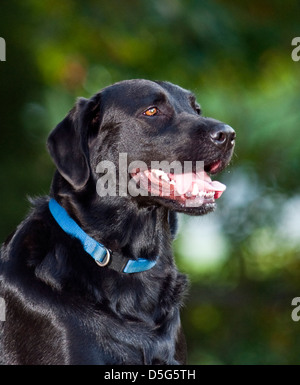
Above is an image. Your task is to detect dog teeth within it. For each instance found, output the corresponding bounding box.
[152,169,170,182]
[192,183,199,196]
[203,191,214,199]
[183,189,215,199]
[149,171,215,200]
[196,191,214,198]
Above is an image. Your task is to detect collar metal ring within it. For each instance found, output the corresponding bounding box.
[95,248,111,267]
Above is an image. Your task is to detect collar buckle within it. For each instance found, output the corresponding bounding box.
[95,248,111,267]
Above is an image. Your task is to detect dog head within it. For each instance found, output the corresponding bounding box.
[47,79,235,215]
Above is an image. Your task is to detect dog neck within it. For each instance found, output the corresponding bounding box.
[50,172,174,267]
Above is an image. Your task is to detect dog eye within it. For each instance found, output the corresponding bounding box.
[144,107,158,117]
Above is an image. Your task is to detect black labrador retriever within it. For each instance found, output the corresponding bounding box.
[0,79,235,365]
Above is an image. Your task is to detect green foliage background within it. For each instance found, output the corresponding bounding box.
[1,0,300,364]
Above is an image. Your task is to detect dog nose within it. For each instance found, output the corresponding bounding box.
[210,124,236,148]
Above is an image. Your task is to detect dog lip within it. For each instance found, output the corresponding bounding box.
[205,159,224,175]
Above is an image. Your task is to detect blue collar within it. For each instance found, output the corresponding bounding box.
[48,199,158,274]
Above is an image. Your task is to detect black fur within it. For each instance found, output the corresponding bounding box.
[0,80,235,365]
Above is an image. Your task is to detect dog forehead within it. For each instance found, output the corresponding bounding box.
[99,79,193,110]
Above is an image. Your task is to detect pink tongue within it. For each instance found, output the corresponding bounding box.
[173,172,226,195]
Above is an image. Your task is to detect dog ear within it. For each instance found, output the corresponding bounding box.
[47,95,100,189]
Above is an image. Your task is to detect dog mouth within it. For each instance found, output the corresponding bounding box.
[130,160,227,206]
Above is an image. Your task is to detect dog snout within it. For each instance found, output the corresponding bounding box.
[210,124,236,149]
